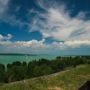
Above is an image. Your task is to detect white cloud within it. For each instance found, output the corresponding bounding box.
[0,38,90,50]
[0,32,90,53]
[14,39,45,48]
[30,2,90,41]
[0,38,45,48]
[49,40,90,49]
[6,34,13,40]
[0,41,12,46]
[0,34,13,41]
[0,34,4,40]
[64,40,90,48]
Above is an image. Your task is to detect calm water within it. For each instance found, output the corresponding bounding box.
[0,55,56,64]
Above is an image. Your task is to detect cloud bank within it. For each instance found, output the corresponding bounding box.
[0,34,90,49]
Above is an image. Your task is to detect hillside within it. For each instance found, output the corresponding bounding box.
[0,65,90,90]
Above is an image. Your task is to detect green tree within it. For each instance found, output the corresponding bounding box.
[0,64,5,83]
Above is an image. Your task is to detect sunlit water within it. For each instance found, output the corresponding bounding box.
[0,55,56,64]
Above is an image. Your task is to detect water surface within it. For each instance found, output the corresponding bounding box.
[0,55,56,64]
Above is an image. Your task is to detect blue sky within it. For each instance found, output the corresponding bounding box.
[0,0,90,55]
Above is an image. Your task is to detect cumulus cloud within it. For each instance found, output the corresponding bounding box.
[0,34,4,40]
[0,34,13,41]
[6,34,13,40]
[0,33,90,53]
[64,40,90,48]
[47,40,90,49]
[0,38,90,50]
[0,38,45,48]
[0,41,12,46]
[30,1,90,41]
[14,39,45,48]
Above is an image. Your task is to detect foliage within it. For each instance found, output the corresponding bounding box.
[0,56,90,83]
[0,65,90,90]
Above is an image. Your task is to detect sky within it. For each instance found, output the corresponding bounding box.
[0,0,90,55]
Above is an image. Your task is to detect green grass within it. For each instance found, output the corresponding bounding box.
[0,65,90,90]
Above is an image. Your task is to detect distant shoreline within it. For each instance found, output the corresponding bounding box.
[0,53,37,56]
[0,53,90,57]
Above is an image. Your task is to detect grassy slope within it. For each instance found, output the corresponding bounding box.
[0,65,90,90]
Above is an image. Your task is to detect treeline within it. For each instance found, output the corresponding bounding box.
[0,56,90,83]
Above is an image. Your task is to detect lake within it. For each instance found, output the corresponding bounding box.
[0,55,56,64]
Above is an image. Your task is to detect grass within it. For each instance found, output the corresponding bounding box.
[0,64,90,90]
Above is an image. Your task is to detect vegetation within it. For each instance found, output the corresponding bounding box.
[0,65,90,90]
[0,56,90,83]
